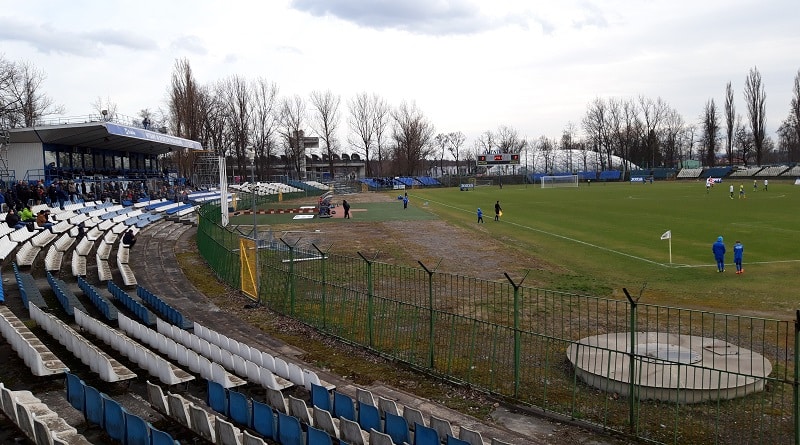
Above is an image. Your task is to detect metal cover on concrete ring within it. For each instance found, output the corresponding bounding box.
[566,332,772,403]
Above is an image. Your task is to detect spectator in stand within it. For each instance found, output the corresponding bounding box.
[122,229,137,248]
[5,208,23,229]
[19,205,34,222]
[35,210,53,229]
[75,221,85,241]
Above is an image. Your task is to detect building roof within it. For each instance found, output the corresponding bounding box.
[8,121,202,156]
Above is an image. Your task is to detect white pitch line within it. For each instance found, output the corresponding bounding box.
[423,197,668,267]
[419,196,800,269]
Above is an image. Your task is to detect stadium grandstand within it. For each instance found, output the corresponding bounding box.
[673,164,799,180]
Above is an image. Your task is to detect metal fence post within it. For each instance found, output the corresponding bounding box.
[504,272,528,398]
[280,238,297,316]
[358,252,374,347]
[623,288,638,433]
[419,261,440,370]
[312,243,329,330]
[794,310,800,445]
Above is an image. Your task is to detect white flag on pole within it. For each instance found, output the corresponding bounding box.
[660,230,671,240]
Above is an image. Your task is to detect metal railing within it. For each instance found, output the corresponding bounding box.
[197,202,798,445]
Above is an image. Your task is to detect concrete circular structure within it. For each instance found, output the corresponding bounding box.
[566,332,772,403]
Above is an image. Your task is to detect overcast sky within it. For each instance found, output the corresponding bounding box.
[2,0,798,146]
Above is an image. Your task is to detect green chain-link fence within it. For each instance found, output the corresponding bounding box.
[197,202,798,445]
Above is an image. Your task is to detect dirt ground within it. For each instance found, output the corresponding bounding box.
[269,191,559,282]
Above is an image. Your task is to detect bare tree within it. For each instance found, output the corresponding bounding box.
[608,98,642,172]
[0,56,20,125]
[495,125,526,153]
[277,95,307,178]
[535,135,556,173]
[701,98,719,166]
[683,124,697,163]
[309,89,341,178]
[8,61,63,127]
[724,81,735,166]
[582,98,611,169]
[743,66,767,165]
[735,115,754,165]
[217,75,251,176]
[433,133,449,177]
[778,69,800,162]
[167,58,209,177]
[474,130,495,153]
[0,58,63,128]
[639,96,668,168]
[390,101,434,176]
[446,131,466,176]
[91,96,118,122]
[661,108,685,168]
[793,69,800,145]
[250,78,279,178]
[372,95,391,176]
[347,92,375,177]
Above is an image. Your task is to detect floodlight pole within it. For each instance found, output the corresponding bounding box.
[251,163,259,302]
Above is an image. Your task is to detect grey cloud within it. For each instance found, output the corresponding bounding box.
[290,0,517,35]
[0,17,157,57]
[170,35,208,55]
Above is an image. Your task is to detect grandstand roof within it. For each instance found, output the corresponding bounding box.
[9,121,202,156]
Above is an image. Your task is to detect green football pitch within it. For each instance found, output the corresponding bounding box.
[408,180,800,317]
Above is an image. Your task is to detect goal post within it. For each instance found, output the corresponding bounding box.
[541,175,579,188]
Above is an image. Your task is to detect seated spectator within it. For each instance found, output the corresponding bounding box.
[75,221,85,241]
[35,210,54,229]
[122,229,137,248]
[19,205,34,222]
[5,209,23,229]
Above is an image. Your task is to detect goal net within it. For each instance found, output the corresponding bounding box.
[541,175,579,188]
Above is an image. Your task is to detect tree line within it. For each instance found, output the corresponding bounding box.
[2,54,800,179]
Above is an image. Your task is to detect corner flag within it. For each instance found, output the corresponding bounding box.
[660,230,672,264]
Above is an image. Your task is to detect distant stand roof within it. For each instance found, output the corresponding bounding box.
[9,120,202,156]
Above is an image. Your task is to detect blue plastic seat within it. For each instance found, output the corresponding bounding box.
[125,411,150,445]
[446,436,471,445]
[414,423,439,445]
[278,412,304,445]
[310,383,331,412]
[229,390,252,428]
[207,380,228,416]
[84,385,103,426]
[253,400,276,441]
[333,391,356,421]
[358,401,382,434]
[385,412,410,445]
[307,425,333,445]
[65,372,85,412]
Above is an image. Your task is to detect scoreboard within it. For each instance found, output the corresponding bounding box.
[477,153,520,165]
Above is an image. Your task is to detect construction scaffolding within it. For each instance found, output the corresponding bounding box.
[0,128,13,187]
[192,151,222,190]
